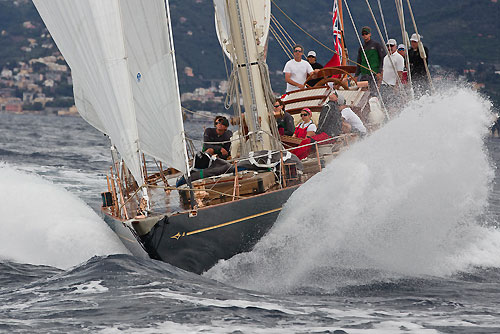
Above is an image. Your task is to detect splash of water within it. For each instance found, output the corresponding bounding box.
[206,86,500,292]
[0,165,129,269]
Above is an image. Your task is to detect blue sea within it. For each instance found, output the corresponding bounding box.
[1,86,500,333]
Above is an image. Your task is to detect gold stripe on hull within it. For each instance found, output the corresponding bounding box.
[171,207,282,240]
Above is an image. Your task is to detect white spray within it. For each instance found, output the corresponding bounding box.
[0,165,129,269]
[206,86,500,292]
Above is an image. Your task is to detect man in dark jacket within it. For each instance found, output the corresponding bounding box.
[317,93,343,137]
[305,51,324,87]
[408,33,430,94]
[355,26,386,94]
[202,116,232,160]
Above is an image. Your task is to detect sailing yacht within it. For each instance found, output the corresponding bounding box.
[32,0,424,274]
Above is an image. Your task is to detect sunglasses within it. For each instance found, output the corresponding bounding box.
[300,113,309,117]
[273,104,281,108]
[387,44,395,47]
[362,32,369,35]
[294,49,302,53]
[398,48,405,51]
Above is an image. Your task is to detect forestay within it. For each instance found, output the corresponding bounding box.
[33,0,187,183]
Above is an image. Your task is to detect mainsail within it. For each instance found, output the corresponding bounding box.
[214,0,271,61]
[33,0,188,183]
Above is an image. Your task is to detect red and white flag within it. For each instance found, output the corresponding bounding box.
[325,0,343,68]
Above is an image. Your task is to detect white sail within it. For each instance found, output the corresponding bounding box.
[214,0,271,60]
[33,0,187,184]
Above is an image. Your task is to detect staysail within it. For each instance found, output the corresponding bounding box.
[33,0,187,183]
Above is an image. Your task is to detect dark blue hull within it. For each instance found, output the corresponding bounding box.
[103,186,298,274]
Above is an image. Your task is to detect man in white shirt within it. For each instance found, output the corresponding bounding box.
[381,38,405,107]
[283,44,317,93]
[337,94,367,135]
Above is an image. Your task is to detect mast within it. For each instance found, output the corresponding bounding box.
[338,0,347,66]
[224,0,279,152]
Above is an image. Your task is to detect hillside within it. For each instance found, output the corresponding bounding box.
[0,0,498,108]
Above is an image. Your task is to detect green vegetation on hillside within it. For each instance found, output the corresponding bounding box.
[1,0,498,109]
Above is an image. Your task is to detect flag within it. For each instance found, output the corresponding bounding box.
[325,0,342,68]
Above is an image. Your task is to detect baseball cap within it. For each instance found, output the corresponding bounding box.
[307,51,316,58]
[386,38,397,46]
[410,33,422,42]
[397,44,406,50]
[361,26,371,34]
[301,108,312,115]
[216,116,229,127]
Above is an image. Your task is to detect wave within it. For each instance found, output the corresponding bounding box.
[206,85,500,293]
[0,164,129,269]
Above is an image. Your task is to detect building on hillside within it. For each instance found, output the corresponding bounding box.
[1,69,13,79]
[23,21,36,29]
[5,98,23,113]
[0,88,15,98]
[23,91,34,103]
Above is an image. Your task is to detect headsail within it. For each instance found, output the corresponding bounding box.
[33,0,187,183]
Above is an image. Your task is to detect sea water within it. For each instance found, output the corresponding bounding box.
[1,85,500,333]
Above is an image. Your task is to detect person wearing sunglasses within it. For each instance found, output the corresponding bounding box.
[396,44,408,84]
[380,38,405,108]
[283,44,317,93]
[202,116,232,160]
[273,99,294,136]
[355,26,386,94]
[293,108,317,138]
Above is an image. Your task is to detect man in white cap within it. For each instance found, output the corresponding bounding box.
[305,50,323,86]
[380,38,405,107]
[337,94,367,135]
[408,33,429,87]
[283,44,318,92]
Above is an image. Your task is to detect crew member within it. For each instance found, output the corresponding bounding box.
[273,99,295,136]
[293,108,317,139]
[202,116,232,160]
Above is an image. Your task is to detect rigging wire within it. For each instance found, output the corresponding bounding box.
[377,0,389,43]
[270,0,377,76]
[270,13,296,50]
[405,0,433,92]
[395,0,415,99]
[181,106,213,119]
[367,0,408,99]
[343,0,389,119]
[269,24,292,59]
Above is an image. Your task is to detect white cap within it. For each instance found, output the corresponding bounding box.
[307,51,316,57]
[386,38,397,46]
[410,33,422,42]
[397,44,406,50]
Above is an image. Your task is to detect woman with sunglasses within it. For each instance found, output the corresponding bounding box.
[293,108,317,138]
[273,99,294,136]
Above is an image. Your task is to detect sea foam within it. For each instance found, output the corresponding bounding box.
[206,85,500,292]
[0,165,129,269]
